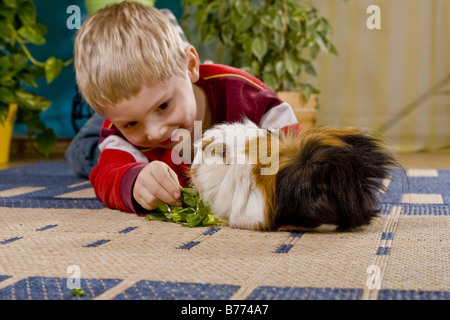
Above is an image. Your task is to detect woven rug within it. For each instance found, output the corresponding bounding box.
[0,161,449,301]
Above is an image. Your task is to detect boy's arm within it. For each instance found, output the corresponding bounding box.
[89,121,150,213]
[89,147,148,213]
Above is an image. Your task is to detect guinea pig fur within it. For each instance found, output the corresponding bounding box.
[189,120,397,232]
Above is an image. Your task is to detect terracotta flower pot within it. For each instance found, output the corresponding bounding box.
[0,104,18,165]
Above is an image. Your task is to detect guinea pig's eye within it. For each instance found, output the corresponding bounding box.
[215,149,225,158]
[204,143,227,159]
[201,136,216,151]
[210,145,222,157]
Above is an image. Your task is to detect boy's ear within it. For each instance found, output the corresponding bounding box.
[185,45,200,83]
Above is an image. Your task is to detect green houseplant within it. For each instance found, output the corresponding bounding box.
[0,0,72,160]
[182,0,337,128]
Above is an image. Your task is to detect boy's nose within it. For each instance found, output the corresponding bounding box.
[145,124,169,142]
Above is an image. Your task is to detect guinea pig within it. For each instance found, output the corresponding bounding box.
[189,119,397,232]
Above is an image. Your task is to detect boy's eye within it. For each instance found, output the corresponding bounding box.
[124,121,137,129]
[157,101,169,111]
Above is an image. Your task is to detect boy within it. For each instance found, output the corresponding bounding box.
[74,1,299,214]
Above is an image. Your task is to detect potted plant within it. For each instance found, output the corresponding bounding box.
[181,0,337,129]
[0,0,72,163]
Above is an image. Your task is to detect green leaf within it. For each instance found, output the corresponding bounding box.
[275,61,285,78]
[70,288,85,297]
[250,60,260,75]
[329,43,338,55]
[251,37,267,62]
[273,13,284,32]
[17,24,45,45]
[0,19,12,42]
[3,0,17,9]
[21,113,45,131]
[44,57,63,84]
[315,33,328,52]
[34,22,48,38]
[235,15,253,33]
[16,70,38,87]
[18,0,36,26]
[147,187,221,228]
[262,71,278,92]
[36,128,56,158]
[0,55,12,78]
[310,43,319,59]
[285,58,299,77]
[0,103,9,125]
[272,31,284,50]
[15,91,51,111]
[156,203,170,213]
[10,53,28,73]
[260,15,273,28]
[179,187,199,207]
[0,87,16,104]
[303,60,317,76]
[234,0,246,15]
[288,16,302,31]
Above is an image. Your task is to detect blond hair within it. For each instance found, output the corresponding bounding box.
[74,1,187,114]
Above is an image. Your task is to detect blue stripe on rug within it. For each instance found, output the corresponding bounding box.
[0,276,122,300]
[379,168,450,204]
[247,286,362,300]
[0,161,105,210]
[113,280,240,300]
[378,289,450,300]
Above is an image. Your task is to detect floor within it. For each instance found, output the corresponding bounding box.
[395,149,450,169]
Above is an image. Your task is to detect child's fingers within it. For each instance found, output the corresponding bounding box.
[151,165,181,201]
[167,167,182,189]
[133,161,183,210]
[134,178,180,210]
[148,183,182,207]
[134,192,164,211]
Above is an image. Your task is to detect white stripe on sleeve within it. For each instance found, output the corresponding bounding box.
[99,135,149,163]
[258,102,298,130]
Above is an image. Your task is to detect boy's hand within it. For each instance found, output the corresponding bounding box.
[133,161,182,211]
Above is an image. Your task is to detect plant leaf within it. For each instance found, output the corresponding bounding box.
[0,103,9,125]
[3,0,17,9]
[147,187,220,228]
[44,57,63,84]
[251,37,267,62]
[18,0,36,26]
[36,128,56,158]
[15,91,51,111]
[17,24,45,45]
[0,87,16,105]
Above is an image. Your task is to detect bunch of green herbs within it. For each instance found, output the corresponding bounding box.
[146,187,220,228]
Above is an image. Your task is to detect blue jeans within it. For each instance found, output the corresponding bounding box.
[65,113,105,178]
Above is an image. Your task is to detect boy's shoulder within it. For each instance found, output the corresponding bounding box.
[199,64,266,90]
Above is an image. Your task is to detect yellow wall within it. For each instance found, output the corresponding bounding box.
[302,0,450,152]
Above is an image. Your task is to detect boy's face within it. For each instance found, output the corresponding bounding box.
[104,74,198,149]
[103,46,203,150]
